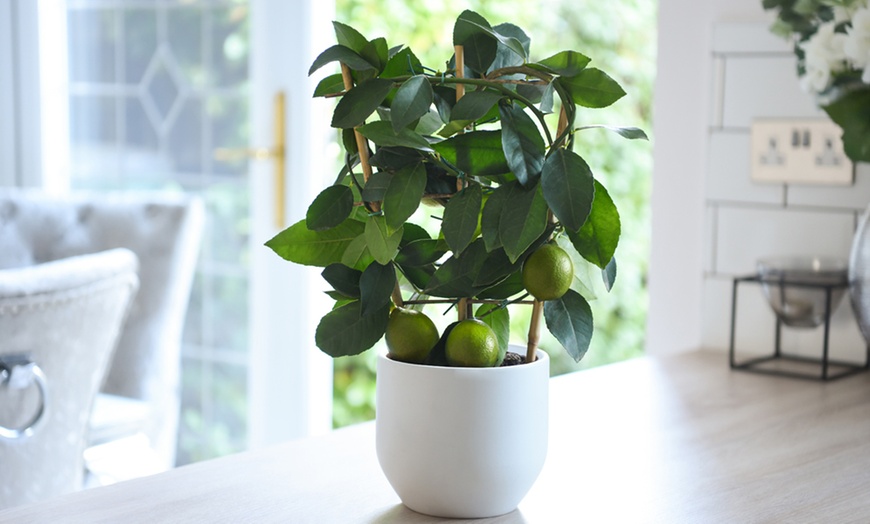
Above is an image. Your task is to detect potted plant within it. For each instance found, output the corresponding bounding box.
[266,10,646,518]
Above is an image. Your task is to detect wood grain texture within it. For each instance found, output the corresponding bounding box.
[3,351,870,523]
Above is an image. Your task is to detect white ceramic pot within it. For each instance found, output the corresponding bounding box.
[375,346,549,519]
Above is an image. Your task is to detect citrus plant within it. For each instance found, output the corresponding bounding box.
[266,10,646,367]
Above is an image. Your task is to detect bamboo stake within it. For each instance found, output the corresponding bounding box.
[340,63,379,212]
[457,297,468,322]
[454,45,466,195]
[526,106,570,364]
[526,300,544,364]
[454,45,466,101]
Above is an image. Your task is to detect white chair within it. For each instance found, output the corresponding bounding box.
[0,190,203,476]
[0,249,138,508]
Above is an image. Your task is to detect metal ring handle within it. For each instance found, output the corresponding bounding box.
[0,357,47,440]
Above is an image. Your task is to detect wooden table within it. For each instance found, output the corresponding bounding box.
[4,351,870,523]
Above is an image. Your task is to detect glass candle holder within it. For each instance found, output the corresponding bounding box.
[757,257,848,328]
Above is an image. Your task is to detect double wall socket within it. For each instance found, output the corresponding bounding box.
[750,118,853,186]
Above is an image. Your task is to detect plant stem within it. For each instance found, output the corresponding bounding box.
[391,282,404,308]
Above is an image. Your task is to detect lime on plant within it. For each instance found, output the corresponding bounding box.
[522,244,574,301]
[385,307,440,363]
[445,319,499,367]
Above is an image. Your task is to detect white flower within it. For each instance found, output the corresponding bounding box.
[802,21,849,65]
[801,56,833,93]
[845,8,870,68]
[799,21,849,93]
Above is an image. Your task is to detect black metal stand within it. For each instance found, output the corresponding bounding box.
[729,275,870,381]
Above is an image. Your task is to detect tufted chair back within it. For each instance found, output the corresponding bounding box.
[0,248,139,508]
[0,190,203,469]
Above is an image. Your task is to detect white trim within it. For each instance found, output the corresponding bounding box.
[12,0,44,188]
[0,0,16,187]
[37,0,70,194]
[247,0,334,449]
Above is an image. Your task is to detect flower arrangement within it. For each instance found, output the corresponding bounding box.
[764,0,870,161]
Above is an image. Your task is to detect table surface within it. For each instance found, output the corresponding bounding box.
[4,351,870,523]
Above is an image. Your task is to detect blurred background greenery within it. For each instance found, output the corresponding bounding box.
[332,0,656,428]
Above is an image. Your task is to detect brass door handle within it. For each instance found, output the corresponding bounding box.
[214,91,286,228]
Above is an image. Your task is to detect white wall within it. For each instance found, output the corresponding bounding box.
[649,0,868,362]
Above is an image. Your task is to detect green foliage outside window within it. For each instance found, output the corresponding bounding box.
[331,0,656,429]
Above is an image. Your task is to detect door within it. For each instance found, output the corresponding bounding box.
[19,0,334,463]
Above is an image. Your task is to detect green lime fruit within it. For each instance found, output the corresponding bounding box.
[385,307,440,363]
[445,319,499,367]
[522,244,574,301]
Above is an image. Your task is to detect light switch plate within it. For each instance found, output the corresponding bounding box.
[750,118,854,185]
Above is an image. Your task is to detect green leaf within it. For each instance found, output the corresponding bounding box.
[315,300,390,357]
[321,263,362,298]
[543,289,593,363]
[370,147,424,171]
[395,239,448,267]
[381,47,423,78]
[603,257,617,292]
[477,224,553,287]
[442,184,482,255]
[575,125,649,140]
[306,185,354,231]
[437,120,475,138]
[332,78,394,129]
[536,50,591,77]
[266,219,365,267]
[384,163,427,231]
[433,130,510,179]
[473,248,518,287]
[453,10,498,74]
[365,216,403,265]
[541,149,594,232]
[396,263,436,292]
[391,75,434,133]
[499,104,546,186]
[333,21,369,54]
[341,234,375,270]
[566,180,620,269]
[450,90,503,122]
[558,68,626,109]
[477,271,524,299]
[823,89,870,162]
[489,23,530,73]
[359,261,396,316]
[476,303,509,365]
[360,37,388,72]
[401,223,431,244]
[499,181,548,263]
[314,74,346,97]
[361,171,393,202]
[357,121,433,152]
[480,184,506,252]
[432,85,457,123]
[424,239,489,298]
[309,45,376,76]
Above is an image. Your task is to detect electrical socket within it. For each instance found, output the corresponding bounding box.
[750,118,853,186]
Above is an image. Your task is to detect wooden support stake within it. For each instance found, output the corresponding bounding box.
[454,45,466,194]
[527,300,544,364]
[454,45,466,101]
[340,62,379,212]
